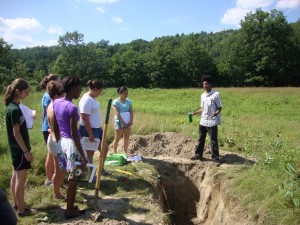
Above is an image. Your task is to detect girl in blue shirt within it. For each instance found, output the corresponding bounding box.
[112,86,134,155]
[40,74,60,186]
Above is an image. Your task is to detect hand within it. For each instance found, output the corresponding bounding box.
[88,133,95,142]
[127,122,133,126]
[24,151,33,162]
[32,110,36,120]
[80,157,87,169]
[211,112,217,118]
[122,122,127,127]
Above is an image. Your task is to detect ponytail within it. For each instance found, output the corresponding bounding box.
[4,79,29,106]
[4,85,13,106]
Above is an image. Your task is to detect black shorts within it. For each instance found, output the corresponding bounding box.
[12,152,31,171]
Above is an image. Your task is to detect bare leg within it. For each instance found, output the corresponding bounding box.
[53,156,66,198]
[65,180,77,214]
[113,129,123,153]
[15,169,27,213]
[10,168,17,207]
[45,151,54,183]
[123,128,131,154]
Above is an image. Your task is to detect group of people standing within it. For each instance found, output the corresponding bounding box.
[3,74,222,221]
[4,75,134,219]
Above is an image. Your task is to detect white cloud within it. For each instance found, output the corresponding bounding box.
[96,6,106,13]
[0,17,59,49]
[221,7,249,27]
[0,17,43,32]
[112,16,123,24]
[276,0,300,9]
[2,31,57,48]
[48,25,63,35]
[88,0,118,3]
[221,0,300,27]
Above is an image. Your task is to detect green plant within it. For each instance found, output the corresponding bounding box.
[281,162,300,213]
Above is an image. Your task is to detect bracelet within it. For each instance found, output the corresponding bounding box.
[23,150,29,154]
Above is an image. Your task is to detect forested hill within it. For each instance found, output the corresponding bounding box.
[1,9,300,90]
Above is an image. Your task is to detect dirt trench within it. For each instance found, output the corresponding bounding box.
[124,132,259,225]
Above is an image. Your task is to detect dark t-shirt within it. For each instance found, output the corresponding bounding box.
[5,102,31,156]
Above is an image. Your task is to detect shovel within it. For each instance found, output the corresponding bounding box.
[94,98,112,209]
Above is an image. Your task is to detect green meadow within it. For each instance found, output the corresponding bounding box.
[0,87,299,224]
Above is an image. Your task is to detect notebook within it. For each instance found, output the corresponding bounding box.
[68,162,96,183]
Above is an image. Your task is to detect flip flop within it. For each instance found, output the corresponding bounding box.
[54,195,67,202]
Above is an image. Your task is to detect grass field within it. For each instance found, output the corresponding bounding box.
[0,87,299,224]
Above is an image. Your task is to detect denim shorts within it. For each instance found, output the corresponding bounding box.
[79,126,103,140]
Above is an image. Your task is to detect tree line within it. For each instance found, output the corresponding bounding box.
[0,9,299,91]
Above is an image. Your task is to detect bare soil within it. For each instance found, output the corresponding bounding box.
[38,132,260,225]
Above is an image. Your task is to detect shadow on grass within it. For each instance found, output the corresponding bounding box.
[220,153,255,166]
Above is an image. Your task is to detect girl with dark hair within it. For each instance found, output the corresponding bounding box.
[40,74,59,186]
[79,80,104,163]
[46,81,67,200]
[79,80,110,175]
[4,78,36,217]
[52,76,87,219]
[112,86,134,155]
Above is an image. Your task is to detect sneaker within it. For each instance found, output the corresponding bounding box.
[18,208,36,217]
[190,155,203,161]
[44,179,53,186]
[212,159,221,167]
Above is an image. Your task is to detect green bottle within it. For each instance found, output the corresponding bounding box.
[188,112,193,123]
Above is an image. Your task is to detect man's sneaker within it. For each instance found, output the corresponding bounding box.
[44,179,53,186]
[190,155,203,161]
[212,159,221,167]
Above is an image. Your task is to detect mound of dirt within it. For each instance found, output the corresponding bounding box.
[128,132,197,158]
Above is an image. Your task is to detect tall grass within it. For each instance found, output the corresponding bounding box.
[0,87,299,224]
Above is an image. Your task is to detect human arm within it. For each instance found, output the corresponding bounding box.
[47,105,57,140]
[211,92,222,118]
[13,123,33,162]
[128,104,134,126]
[191,108,202,115]
[211,107,222,118]
[112,104,127,127]
[80,113,94,142]
[70,113,87,166]
[52,110,61,142]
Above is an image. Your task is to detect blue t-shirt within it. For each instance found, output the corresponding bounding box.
[112,98,132,123]
[41,92,51,131]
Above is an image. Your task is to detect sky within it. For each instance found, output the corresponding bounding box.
[0,0,299,49]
